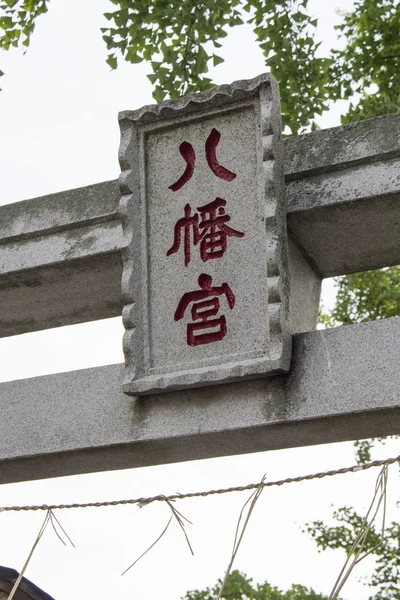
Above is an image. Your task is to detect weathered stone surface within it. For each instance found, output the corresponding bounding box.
[285,111,400,178]
[1,317,399,484]
[0,180,119,241]
[0,113,399,338]
[119,74,291,394]
[287,237,321,334]
[287,164,400,277]
[0,181,122,337]
[286,112,400,277]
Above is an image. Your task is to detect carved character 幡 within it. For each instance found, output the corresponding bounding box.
[174,274,236,346]
[167,198,244,266]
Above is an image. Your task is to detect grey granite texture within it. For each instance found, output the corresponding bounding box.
[286,112,400,277]
[0,112,399,338]
[1,317,399,484]
[0,181,122,337]
[118,74,291,394]
[287,236,321,334]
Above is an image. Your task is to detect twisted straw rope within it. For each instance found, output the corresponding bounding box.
[1,454,399,513]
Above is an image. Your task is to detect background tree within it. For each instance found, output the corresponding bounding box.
[319,267,400,330]
[1,0,399,134]
[182,569,329,600]
[305,508,400,600]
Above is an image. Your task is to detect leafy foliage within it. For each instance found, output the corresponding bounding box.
[328,0,400,124]
[100,0,330,134]
[0,0,48,84]
[2,0,399,134]
[102,0,231,102]
[306,510,400,600]
[320,266,400,328]
[353,438,389,466]
[183,570,329,600]
[247,0,331,133]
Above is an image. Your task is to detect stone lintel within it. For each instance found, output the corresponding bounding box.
[286,112,400,277]
[0,113,399,337]
[1,317,399,484]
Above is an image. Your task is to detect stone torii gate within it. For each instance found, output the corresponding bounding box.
[0,74,399,485]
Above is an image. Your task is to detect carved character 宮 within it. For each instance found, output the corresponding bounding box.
[174,273,236,346]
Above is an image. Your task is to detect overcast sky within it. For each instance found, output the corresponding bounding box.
[0,1,397,599]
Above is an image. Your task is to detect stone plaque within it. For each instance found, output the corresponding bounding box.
[119,74,291,395]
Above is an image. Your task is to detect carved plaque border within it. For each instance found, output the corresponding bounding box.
[119,74,291,395]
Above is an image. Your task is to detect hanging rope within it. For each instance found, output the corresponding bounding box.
[1,454,399,513]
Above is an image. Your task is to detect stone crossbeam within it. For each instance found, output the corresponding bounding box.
[1,317,399,484]
[1,112,399,338]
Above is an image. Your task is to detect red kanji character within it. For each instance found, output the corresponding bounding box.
[167,198,244,265]
[174,274,235,346]
[197,197,244,261]
[205,128,236,181]
[169,142,195,192]
[169,129,236,191]
[166,203,200,267]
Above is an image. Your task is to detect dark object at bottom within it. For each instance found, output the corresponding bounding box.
[0,566,55,600]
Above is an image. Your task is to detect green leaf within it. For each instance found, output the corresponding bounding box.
[212,53,224,66]
[106,54,118,69]
[126,49,143,63]
[147,73,158,84]
[0,16,14,28]
[153,86,166,103]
